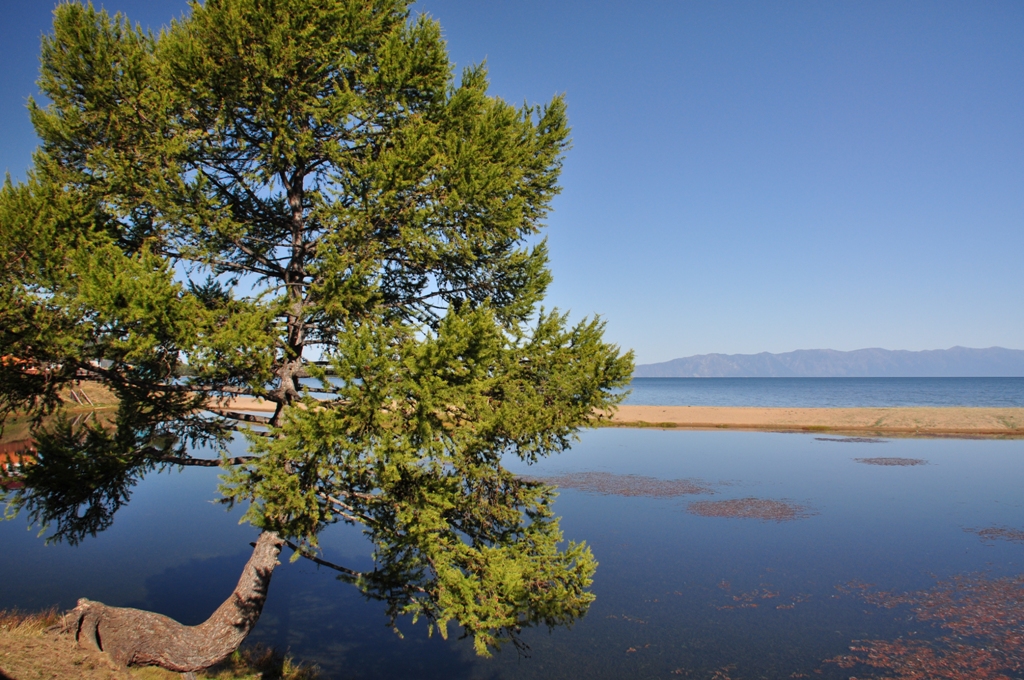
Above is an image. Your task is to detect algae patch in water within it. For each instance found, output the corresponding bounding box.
[687,497,815,522]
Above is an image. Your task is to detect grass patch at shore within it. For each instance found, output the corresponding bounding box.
[599,420,684,429]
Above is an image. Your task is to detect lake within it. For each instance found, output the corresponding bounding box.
[3,427,1024,679]
[622,376,1024,407]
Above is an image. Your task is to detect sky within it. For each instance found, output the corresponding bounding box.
[2,1,1022,364]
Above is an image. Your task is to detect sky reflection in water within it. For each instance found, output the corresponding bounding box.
[2,429,1024,679]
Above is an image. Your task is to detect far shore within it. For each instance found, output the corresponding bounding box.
[220,397,1024,439]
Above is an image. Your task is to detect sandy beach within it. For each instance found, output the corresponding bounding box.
[219,397,1024,438]
[607,405,1024,437]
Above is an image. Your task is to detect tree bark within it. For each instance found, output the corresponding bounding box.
[68,530,285,673]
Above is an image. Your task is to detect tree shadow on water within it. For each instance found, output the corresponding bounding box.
[129,553,488,680]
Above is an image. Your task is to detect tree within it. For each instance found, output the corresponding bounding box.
[0,0,632,674]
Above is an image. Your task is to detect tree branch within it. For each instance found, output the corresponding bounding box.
[204,408,273,425]
[282,538,363,578]
[73,363,253,397]
[159,455,257,467]
[318,492,367,523]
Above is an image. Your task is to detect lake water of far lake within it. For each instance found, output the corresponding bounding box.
[622,376,1024,407]
[3,379,1024,679]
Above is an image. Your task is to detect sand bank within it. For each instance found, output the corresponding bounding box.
[607,405,1024,438]
[218,396,279,412]
[221,397,1024,438]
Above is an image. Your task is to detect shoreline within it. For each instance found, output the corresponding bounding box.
[604,405,1024,438]
[219,398,1024,439]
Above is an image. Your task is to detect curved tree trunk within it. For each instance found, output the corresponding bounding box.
[69,530,285,673]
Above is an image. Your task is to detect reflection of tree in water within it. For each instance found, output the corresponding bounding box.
[687,498,815,522]
[0,438,35,490]
[3,407,228,545]
[830,573,1024,679]
[854,457,927,466]
[532,471,714,498]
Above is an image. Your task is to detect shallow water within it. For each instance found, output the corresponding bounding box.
[3,429,1024,678]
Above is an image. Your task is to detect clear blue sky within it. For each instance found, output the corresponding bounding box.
[2,1,1022,364]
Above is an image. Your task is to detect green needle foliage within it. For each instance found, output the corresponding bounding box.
[0,0,633,655]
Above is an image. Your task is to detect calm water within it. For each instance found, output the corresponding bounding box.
[622,376,1024,407]
[3,429,1024,678]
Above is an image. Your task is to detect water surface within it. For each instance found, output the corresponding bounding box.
[3,429,1023,678]
[622,376,1024,407]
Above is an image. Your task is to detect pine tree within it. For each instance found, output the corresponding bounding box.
[0,0,632,672]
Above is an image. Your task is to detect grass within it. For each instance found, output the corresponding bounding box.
[598,420,683,429]
[0,609,321,680]
[196,645,321,680]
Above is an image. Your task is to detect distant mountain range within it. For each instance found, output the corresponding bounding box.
[634,347,1024,378]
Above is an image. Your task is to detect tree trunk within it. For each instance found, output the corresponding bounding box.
[68,530,285,673]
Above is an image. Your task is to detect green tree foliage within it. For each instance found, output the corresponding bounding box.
[0,0,632,656]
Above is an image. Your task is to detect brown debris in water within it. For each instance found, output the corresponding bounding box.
[713,587,784,610]
[831,639,1009,679]
[688,497,815,522]
[816,437,887,443]
[534,471,714,498]
[671,665,738,678]
[966,526,1024,544]
[828,573,1024,679]
[854,456,928,466]
[713,580,810,612]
